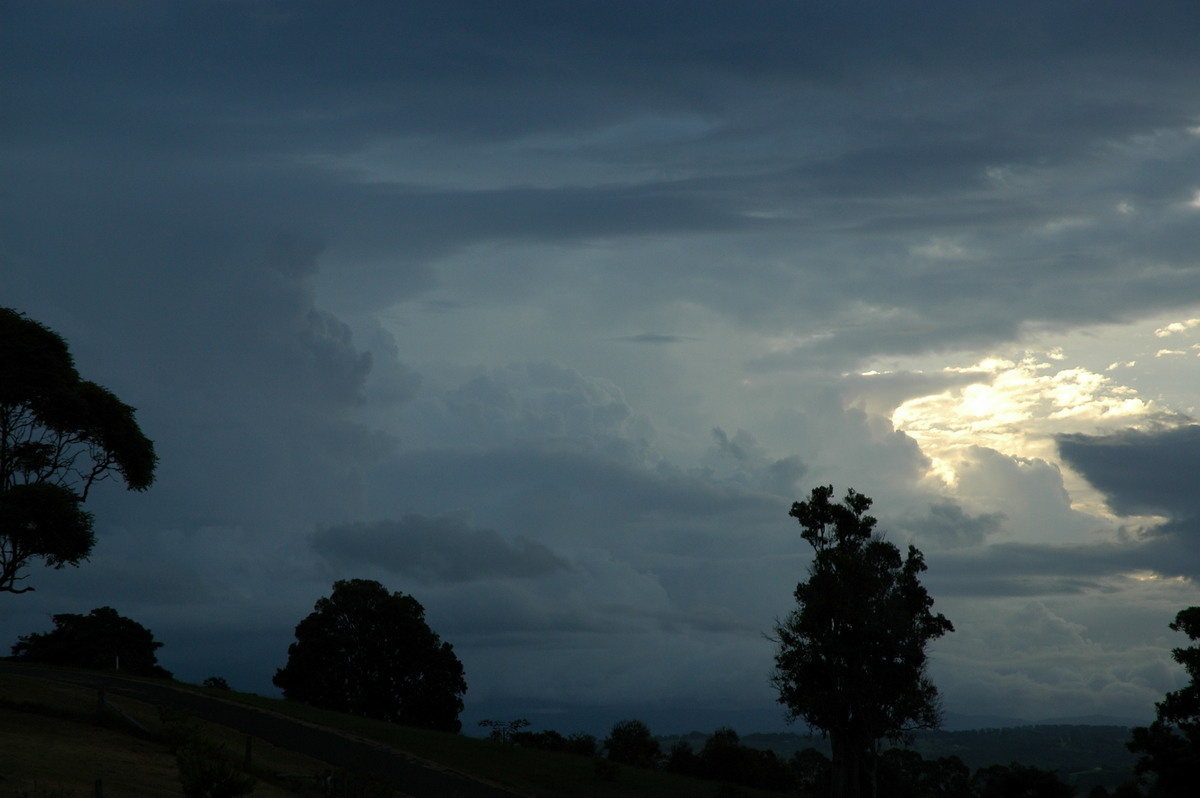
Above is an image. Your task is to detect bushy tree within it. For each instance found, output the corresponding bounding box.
[665,740,701,777]
[1128,606,1200,796]
[771,486,954,798]
[273,578,466,732]
[603,719,661,768]
[10,606,172,677]
[1,308,157,593]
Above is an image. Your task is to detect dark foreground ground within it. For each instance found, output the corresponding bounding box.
[0,662,523,798]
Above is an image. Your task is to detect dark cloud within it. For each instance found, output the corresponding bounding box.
[359,322,423,409]
[929,531,1200,597]
[9,2,1199,147]
[312,514,570,583]
[703,428,809,497]
[368,444,783,554]
[712,427,751,461]
[8,1,1200,351]
[400,362,655,460]
[1058,425,1200,519]
[893,502,1006,549]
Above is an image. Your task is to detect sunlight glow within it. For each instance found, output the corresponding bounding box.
[1121,570,1187,583]
[875,308,1200,517]
[890,354,1152,499]
[1125,570,1160,582]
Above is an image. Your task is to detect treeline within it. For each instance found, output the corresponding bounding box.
[488,718,1145,797]
[660,725,1139,792]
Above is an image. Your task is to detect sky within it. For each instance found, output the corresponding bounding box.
[3,0,1200,737]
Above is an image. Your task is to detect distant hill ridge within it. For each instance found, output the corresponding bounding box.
[941,712,1149,731]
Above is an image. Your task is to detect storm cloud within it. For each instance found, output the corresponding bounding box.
[313,514,570,583]
[1058,425,1200,519]
[4,0,1200,734]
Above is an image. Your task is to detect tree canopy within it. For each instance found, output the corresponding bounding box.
[772,485,954,798]
[10,605,172,678]
[603,719,662,768]
[1,307,157,593]
[273,578,467,732]
[1128,606,1200,797]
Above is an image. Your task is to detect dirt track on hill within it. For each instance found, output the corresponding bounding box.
[1,662,525,798]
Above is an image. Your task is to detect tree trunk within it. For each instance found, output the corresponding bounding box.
[830,733,847,798]
[869,737,879,798]
[829,732,864,798]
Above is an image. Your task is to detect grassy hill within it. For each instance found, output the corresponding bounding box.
[0,668,784,798]
[0,671,337,797]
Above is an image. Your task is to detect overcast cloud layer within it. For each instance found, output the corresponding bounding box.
[3,1,1200,735]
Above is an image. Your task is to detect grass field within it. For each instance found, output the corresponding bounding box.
[0,670,783,798]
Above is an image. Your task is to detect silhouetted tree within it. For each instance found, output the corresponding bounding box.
[876,748,925,798]
[479,717,529,742]
[603,719,661,768]
[924,754,973,798]
[273,579,466,732]
[971,761,1074,798]
[701,727,751,784]
[1128,606,1200,797]
[10,606,172,677]
[528,730,597,757]
[697,727,795,791]
[564,731,599,757]
[1,308,157,594]
[875,749,971,798]
[771,486,954,798]
[507,728,598,757]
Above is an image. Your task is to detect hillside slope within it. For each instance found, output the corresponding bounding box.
[2,664,786,798]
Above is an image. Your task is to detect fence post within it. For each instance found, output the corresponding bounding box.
[95,778,103,798]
